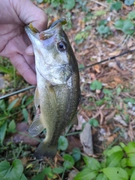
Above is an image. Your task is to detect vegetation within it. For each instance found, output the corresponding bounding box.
[1,0,135,179]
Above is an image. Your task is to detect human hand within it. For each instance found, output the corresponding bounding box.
[0,0,48,85]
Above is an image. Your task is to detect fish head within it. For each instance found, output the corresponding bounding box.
[25,18,74,85]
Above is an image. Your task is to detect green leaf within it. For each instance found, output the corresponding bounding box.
[96,173,108,180]
[102,167,128,180]
[0,66,13,75]
[98,20,108,26]
[94,10,106,16]
[122,19,134,35]
[22,108,28,122]
[104,145,123,156]
[72,148,81,162]
[95,99,105,106]
[106,0,113,3]
[20,174,27,180]
[36,0,44,3]
[0,100,6,112]
[0,159,24,180]
[124,142,135,157]
[0,121,7,145]
[124,0,135,6]
[97,25,111,35]
[106,151,124,167]
[120,158,127,168]
[24,95,33,106]
[58,136,68,151]
[53,167,65,174]
[125,167,133,176]
[7,98,19,112]
[110,1,122,11]
[131,169,135,180]
[42,167,54,178]
[127,157,135,167]
[0,160,11,178]
[63,154,75,169]
[32,171,45,180]
[32,167,55,180]
[127,11,135,20]
[115,19,124,30]
[7,120,16,133]
[115,19,134,35]
[103,89,113,97]
[63,0,75,10]
[74,31,89,44]
[89,118,99,127]
[124,97,135,104]
[90,80,102,91]
[74,168,97,180]
[83,156,101,170]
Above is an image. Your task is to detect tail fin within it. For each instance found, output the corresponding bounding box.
[34,142,57,159]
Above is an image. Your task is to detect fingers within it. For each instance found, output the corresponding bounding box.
[25,45,34,56]
[13,0,48,31]
[10,54,37,85]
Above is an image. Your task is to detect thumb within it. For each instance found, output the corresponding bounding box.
[13,0,48,31]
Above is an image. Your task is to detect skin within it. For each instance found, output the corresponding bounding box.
[0,0,48,85]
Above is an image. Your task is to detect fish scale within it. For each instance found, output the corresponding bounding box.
[25,18,80,159]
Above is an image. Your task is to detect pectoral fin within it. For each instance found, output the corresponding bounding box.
[46,83,57,109]
[29,114,44,137]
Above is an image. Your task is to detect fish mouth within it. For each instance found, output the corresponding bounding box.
[25,18,67,41]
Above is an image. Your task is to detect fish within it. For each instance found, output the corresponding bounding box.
[25,18,80,159]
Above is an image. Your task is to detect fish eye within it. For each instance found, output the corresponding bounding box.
[57,41,67,52]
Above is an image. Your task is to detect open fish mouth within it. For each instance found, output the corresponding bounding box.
[25,18,67,40]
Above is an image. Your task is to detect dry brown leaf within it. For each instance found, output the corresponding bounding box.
[80,123,93,155]
[109,50,121,56]
[7,122,40,146]
[128,122,134,141]
[103,39,116,46]
[105,110,117,122]
[75,115,86,130]
[67,136,82,152]
[113,115,127,126]
[106,134,118,144]
[68,170,78,180]
[92,65,101,73]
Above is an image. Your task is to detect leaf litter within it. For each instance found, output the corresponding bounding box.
[0,0,135,179]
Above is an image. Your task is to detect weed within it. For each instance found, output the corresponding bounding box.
[74,142,135,180]
[74,26,91,44]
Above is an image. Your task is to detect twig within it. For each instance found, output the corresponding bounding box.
[0,49,135,100]
[90,0,108,7]
[80,49,135,71]
[0,85,35,100]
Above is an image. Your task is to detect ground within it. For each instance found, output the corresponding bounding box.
[0,0,135,180]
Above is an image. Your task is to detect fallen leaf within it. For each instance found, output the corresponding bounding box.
[6,122,40,146]
[113,115,127,126]
[67,136,82,152]
[109,50,121,56]
[80,123,93,155]
[68,170,78,180]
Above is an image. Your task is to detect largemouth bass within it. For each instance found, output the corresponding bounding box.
[25,18,80,159]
